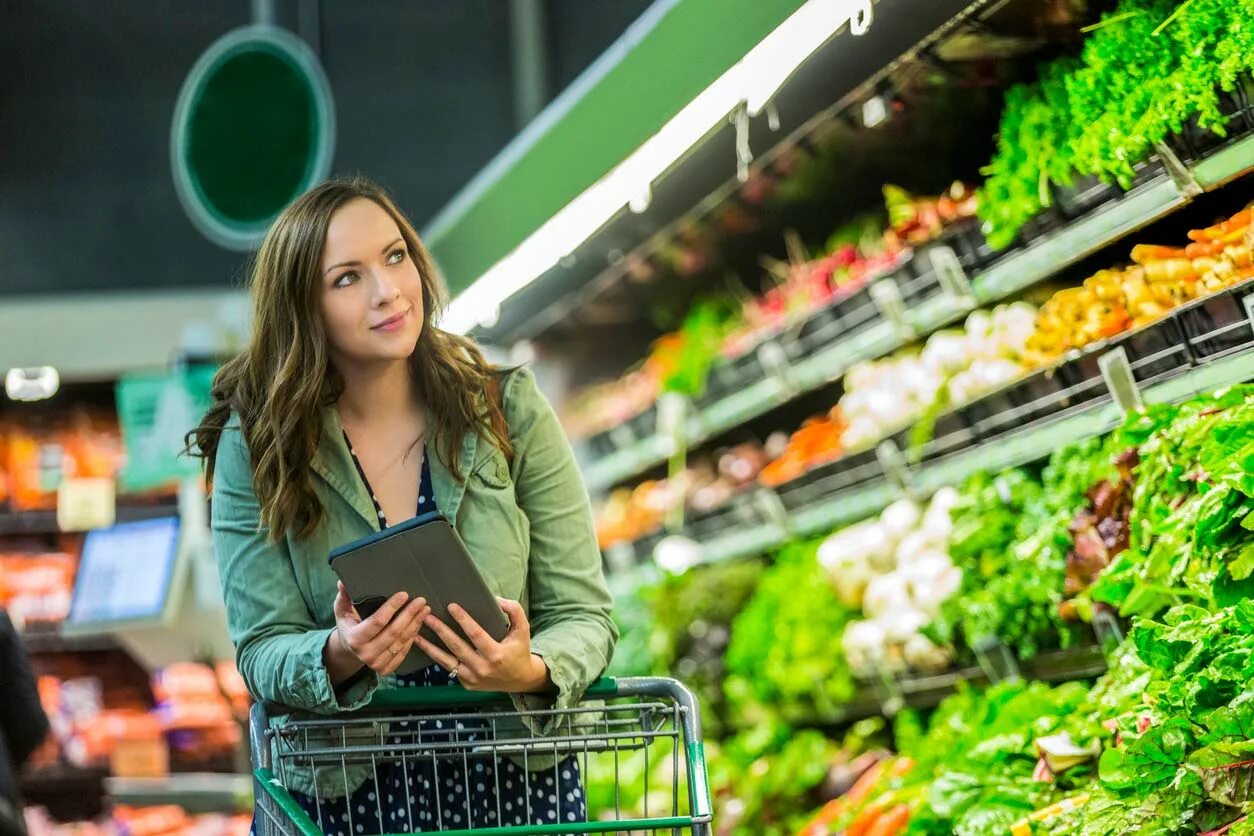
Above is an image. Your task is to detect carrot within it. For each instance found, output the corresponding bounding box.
[864,804,911,836]
[1131,244,1186,264]
[843,759,890,807]
[1143,258,1198,284]
[846,802,888,836]
[1188,208,1251,242]
[1185,240,1230,258]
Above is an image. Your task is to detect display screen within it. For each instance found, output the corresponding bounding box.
[67,516,181,627]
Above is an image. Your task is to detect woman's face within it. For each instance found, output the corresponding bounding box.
[319,198,426,370]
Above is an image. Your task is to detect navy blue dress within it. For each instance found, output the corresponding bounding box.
[282,437,586,834]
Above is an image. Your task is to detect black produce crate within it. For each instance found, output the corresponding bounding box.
[964,366,1072,441]
[1167,77,1254,163]
[1053,173,1122,220]
[699,351,761,407]
[919,217,997,273]
[1056,316,1193,405]
[890,407,980,464]
[685,487,770,542]
[774,446,883,512]
[627,404,659,441]
[1125,157,1167,191]
[1016,205,1069,248]
[1175,278,1254,363]
[796,282,880,356]
[586,430,618,460]
[892,260,944,308]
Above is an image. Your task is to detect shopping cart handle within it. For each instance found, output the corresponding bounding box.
[359,675,692,711]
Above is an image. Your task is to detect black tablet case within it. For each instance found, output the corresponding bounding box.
[329,512,510,675]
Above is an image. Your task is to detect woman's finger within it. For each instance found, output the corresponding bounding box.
[333,582,361,624]
[424,612,478,663]
[357,591,410,638]
[413,635,460,672]
[379,637,414,676]
[361,599,428,660]
[497,598,529,636]
[447,604,497,655]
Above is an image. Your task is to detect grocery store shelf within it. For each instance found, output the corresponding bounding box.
[797,644,1110,729]
[616,345,1254,569]
[972,176,1185,302]
[22,625,120,654]
[580,138,1254,495]
[0,501,180,536]
[106,773,253,814]
[20,765,110,821]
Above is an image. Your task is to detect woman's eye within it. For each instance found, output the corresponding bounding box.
[333,271,358,288]
[388,249,407,265]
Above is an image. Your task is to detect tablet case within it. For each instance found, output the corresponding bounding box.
[329,511,510,675]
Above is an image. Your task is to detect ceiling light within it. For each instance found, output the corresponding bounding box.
[6,367,60,402]
[440,0,879,335]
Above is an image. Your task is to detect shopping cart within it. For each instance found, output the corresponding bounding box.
[249,677,713,836]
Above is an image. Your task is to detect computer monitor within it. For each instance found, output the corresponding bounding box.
[66,515,182,632]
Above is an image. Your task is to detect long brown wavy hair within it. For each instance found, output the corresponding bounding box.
[186,177,511,541]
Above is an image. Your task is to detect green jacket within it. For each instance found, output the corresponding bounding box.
[211,367,617,797]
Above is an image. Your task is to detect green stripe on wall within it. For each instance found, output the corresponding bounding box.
[424,0,808,295]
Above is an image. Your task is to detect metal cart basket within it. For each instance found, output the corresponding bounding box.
[249,677,713,836]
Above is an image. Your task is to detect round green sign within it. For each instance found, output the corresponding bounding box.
[172,26,335,250]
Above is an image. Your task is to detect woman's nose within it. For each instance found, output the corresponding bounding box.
[372,272,400,305]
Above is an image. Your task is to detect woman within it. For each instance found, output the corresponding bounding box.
[188,177,617,834]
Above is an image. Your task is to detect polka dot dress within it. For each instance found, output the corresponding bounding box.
[266,433,587,833]
[285,663,588,834]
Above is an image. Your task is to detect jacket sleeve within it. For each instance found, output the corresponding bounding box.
[503,368,618,716]
[212,420,378,713]
[0,609,50,767]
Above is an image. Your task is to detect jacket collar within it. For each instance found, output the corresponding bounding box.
[310,408,476,529]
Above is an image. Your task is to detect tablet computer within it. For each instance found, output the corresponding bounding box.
[329,512,510,676]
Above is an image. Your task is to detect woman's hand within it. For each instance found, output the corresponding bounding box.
[416,598,551,693]
[325,583,431,683]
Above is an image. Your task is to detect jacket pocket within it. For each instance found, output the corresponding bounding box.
[460,452,529,599]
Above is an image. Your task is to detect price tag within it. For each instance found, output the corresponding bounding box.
[753,486,792,533]
[57,477,117,533]
[607,423,638,451]
[1242,291,1254,329]
[656,394,688,444]
[875,439,914,497]
[756,341,798,396]
[869,659,905,717]
[929,245,974,306]
[1091,604,1126,657]
[1153,141,1202,197]
[973,635,1021,684]
[870,279,913,339]
[1098,347,1144,414]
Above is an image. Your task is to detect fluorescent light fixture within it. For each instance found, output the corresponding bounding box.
[441,0,877,335]
[6,367,60,402]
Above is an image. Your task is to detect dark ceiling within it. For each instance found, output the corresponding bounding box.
[0,0,653,296]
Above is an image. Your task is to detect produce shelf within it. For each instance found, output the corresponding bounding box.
[580,142,1253,495]
[105,773,253,814]
[21,624,120,655]
[611,343,1254,570]
[0,501,180,536]
[801,644,1110,729]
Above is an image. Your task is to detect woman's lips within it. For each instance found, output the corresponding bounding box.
[371,308,410,332]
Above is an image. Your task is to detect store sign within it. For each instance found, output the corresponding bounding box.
[171,25,335,251]
[57,477,117,533]
[116,366,217,492]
